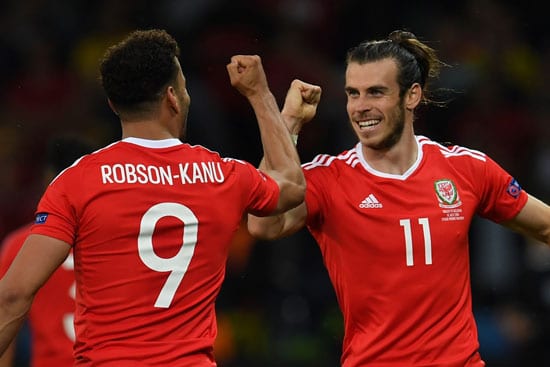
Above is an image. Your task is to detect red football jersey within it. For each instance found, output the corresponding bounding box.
[0,223,75,367]
[29,138,279,367]
[303,136,528,367]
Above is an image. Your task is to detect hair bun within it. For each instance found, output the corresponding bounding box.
[388,30,417,43]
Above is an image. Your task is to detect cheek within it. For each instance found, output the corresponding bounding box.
[346,100,356,116]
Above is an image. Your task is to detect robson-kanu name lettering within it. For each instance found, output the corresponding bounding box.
[101,162,225,185]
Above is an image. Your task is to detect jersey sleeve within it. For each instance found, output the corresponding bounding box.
[476,155,528,223]
[29,171,79,246]
[303,161,333,228]
[234,159,280,216]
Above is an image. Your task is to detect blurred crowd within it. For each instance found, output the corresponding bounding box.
[0,0,549,366]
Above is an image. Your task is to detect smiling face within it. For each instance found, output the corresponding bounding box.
[345,58,414,151]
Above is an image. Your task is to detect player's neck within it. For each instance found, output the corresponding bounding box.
[361,133,418,175]
[121,119,179,140]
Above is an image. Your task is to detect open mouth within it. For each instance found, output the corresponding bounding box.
[357,119,380,129]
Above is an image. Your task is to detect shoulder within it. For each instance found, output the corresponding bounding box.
[186,143,249,167]
[187,144,263,182]
[186,143,221,157]
[302,144,361,174]
[418,136,487,163]
[186,143,258,170]
[48,144,108,184]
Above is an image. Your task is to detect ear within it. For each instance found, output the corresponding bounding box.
[107,99,119,116]
[405,83,422,111]
[166,86,180,115]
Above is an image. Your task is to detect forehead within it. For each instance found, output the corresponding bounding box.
[345,58,399,88]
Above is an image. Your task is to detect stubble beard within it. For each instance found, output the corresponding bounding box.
[365,101,406,151]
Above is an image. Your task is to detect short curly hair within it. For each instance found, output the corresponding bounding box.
[99,29,180,113]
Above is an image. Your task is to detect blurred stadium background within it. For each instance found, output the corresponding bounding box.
[0,0,549,366]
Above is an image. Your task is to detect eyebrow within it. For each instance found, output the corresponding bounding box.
[345,85,390,93]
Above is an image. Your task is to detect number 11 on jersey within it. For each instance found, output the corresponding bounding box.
[400,218,432,267]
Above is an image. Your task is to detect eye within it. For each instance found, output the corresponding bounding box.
[345,89,359,98]
[368,88,384,96]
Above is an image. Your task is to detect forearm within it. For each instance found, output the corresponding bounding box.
[526,196,550,245]
[255,104,304,172]
[249,91,301,170]
[248,92,305,209]
[247,202,307,239]
[0,292,31,358]
[504,194,550,246]
[247,213,286,240]
[226,55,303,191]
[281,110,304,135]
[0,341,14,366]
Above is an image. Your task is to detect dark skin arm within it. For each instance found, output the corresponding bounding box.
[0,234,71,356]
[247,79,321,239]
[227,55,308,214]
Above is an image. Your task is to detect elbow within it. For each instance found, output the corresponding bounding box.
[277,182,305,213]
[534,224,550,246]
[543,230,550,247]
[247,216,279,240]
[247,223,270,240]
[287,165,306,206]
[287,170,306,209]
[0,287,33,320]
[290,182,306,209]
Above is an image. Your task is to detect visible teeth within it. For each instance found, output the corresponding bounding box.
[358,119,379,128]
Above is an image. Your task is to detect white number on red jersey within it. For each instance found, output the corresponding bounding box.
[61,254,76,341]
[400,218,432,266]
[138,202,198,308]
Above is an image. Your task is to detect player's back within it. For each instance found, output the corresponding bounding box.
[31,138,278,366]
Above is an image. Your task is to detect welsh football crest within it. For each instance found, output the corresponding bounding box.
[434,179,462,208]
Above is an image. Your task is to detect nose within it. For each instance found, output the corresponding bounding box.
[351,95,372,113]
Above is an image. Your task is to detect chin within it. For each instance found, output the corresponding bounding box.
[357,131,377,144]
[359,136,391,151]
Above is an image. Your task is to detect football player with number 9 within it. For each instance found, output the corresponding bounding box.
[0,29,317,366]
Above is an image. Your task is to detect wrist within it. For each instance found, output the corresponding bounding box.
[281,112,303,135]
[247,90,274,104]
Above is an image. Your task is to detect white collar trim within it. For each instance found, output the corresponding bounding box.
[122,137,182,148]
[355,137,423,180]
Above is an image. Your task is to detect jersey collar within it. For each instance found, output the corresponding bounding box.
[355,136,423,180]
[122,137,182,148]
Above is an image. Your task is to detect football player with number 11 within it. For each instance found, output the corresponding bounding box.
[248,30,550,367]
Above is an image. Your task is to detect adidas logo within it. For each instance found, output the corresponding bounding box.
[359,194,383,208]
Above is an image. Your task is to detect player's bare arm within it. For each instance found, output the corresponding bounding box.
[247,79,321,240]
[227,55,306,214]
[281,79,322,134]
[0,341,14,366]
[248,203,308,240]
[503,194,550,246]
[0,234,71,356]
